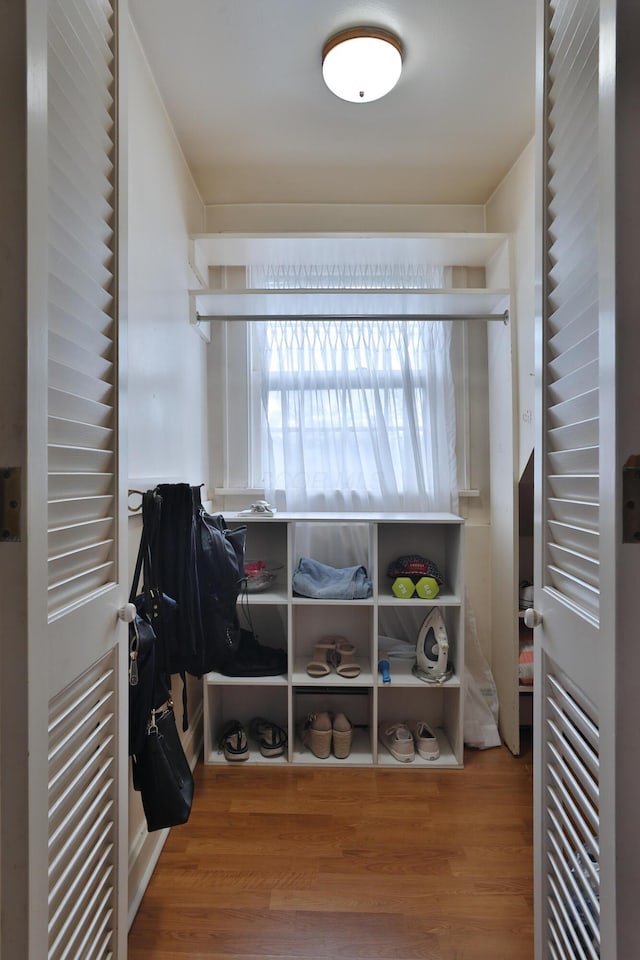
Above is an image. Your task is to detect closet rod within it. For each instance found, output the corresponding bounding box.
[201,310,509,323]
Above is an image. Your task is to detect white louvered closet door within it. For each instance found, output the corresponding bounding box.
[46,0,127,957]
[534,0,614,956]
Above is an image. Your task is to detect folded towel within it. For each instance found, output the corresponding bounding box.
[292,556,373,600]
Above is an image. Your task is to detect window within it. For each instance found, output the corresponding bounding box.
[214,317,473,512]
[255,318,457,511]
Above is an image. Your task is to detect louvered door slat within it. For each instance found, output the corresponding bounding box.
[48,494,112,526]
[544,667,601,956]
[47,0,116,614]
[548,359,598,406]
[49,387,111,429]
[549,3,598,85]
[546,276,597,336]
[548,388,598,431]
[48,655,116,959]
[49,136,114,228]
[548,152,597,223]
[49,184,114,256]
[549,305,598,356]
[49,303,112,357]
[49,275,113,335]
[48,416,113,450]
[48,444,113,474]
[548,331,598,381]
[547,474,599,502]
[49,518,114,556]
[548,522,598,557]
[548,446,598,474]
[548,498,599,529]
[49,331,112,381]
[549,417,598,451]
[540,4,603,950]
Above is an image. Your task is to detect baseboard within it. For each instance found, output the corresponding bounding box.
[127,699,203,929]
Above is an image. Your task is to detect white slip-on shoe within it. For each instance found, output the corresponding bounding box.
[413,721,440,761]
[379,721,415,762]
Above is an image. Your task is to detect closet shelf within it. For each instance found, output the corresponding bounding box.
[203,512,466,769]
[191,287,510,320]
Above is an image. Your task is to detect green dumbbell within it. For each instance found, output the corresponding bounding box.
[391,577,416,598]
[415,576,440,599]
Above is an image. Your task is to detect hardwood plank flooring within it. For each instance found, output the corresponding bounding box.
[128,734,533,960]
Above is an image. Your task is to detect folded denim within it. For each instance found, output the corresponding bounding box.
[292,556,373,600]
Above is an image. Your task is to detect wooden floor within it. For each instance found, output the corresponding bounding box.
[128,735,534,960]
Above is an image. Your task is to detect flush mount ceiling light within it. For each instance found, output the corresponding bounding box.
[322,27,403,103]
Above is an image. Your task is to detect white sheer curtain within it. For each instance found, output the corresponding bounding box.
[255,314,458,514]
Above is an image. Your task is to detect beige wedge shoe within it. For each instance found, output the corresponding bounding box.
[332,712,353,759]
[301,711,332,758]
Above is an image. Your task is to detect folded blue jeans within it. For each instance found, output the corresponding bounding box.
[292,556,373,600]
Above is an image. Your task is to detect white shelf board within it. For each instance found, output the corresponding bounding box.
[242,587,288,604]
[376,660,461,688]
[226,510,464,523]
[204,671,288,686]
[292,658,374,687]
[377,727,458,768]
[292,726,373,766]
[190,232,510,268]
[192,287,509,318]
[291,596,374,607]
[205,745,290,766]
[377,589,462,606]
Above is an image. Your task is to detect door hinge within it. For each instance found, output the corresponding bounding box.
[623,457,640,543]
[0,467,21,542]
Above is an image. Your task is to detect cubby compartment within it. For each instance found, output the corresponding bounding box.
[205,512,465,770]
[291,603,374,686]
[228,517,289,602]
[376,686,462,768]
[203,680,289,765]
[378,604,463,683]
[292,687,374,766]
[236,602,289,662]
[377,518,463,604]
[291,520,374,594]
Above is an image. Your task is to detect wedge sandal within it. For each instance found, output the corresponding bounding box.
[332,712,353,759]
[301,711,332,759]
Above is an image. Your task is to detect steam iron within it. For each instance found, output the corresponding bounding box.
[413,608,451,683]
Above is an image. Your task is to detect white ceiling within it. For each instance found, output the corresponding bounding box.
[129,0,537,208]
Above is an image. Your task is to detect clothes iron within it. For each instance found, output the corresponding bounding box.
[413,608,451,683]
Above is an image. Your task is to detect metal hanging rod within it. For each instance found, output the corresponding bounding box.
[200,310,509,324]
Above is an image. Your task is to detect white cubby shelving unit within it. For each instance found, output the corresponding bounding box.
[203,512,465,769]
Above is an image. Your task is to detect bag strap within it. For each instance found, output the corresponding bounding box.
[129,519,147,604]
[141,488,190,730]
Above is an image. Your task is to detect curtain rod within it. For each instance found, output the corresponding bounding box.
[200,310,509,324]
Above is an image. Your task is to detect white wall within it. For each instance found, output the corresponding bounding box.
[126,19,207,925]
[127,22,208,487]
[485,139,536,479]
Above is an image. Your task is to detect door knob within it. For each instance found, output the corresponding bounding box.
[523,608,542,628]
[118,602,137,623]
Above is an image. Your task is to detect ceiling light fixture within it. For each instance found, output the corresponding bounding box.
[322,27,403,103]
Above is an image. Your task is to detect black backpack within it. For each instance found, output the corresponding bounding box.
[191,502,246,675]
[144,484,247,678]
